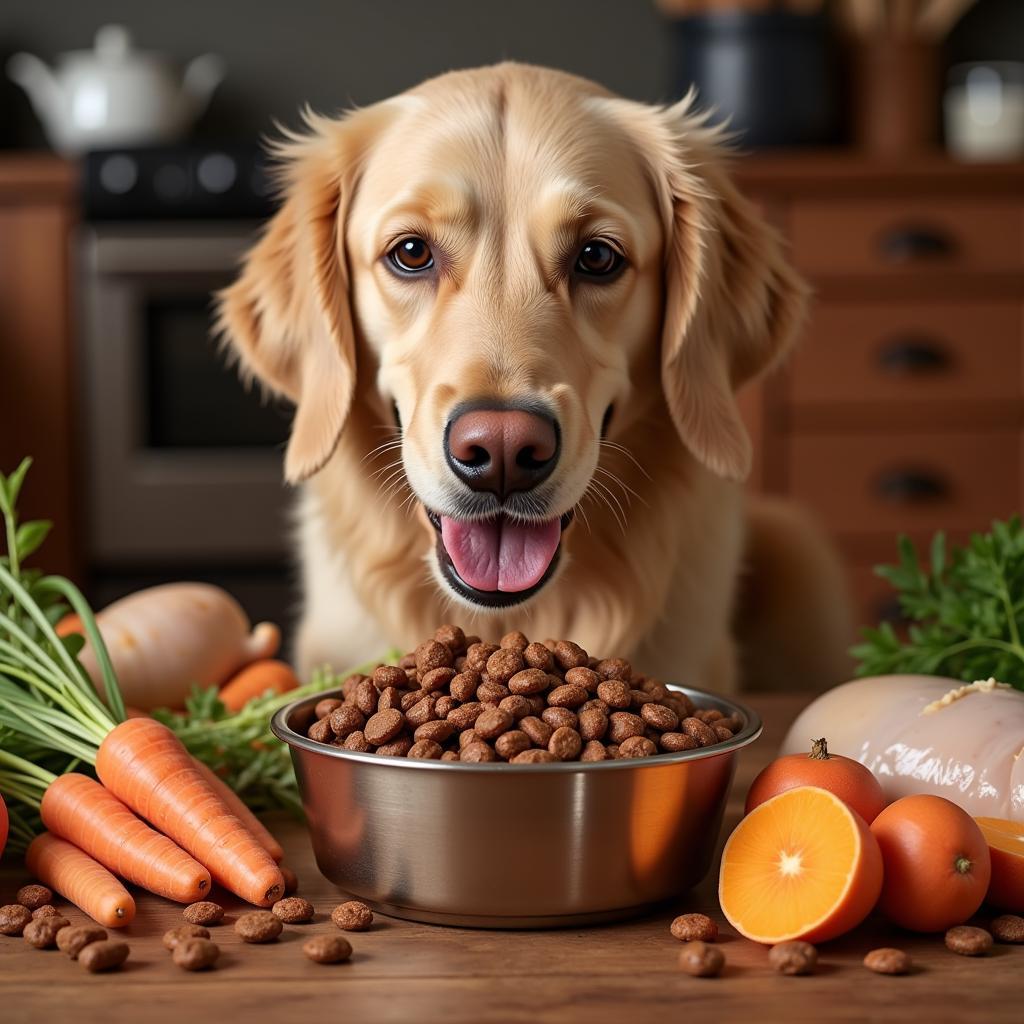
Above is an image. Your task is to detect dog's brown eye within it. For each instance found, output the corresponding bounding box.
[575,239,623,278]
[389,237,434,273]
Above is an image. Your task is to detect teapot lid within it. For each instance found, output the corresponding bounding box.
[94,25,135,62]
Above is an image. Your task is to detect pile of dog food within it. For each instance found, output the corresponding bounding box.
[304,626,743,762]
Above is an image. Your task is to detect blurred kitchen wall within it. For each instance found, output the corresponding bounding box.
[1,0,670,148]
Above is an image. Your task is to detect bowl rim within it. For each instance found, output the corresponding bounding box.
[271,684,763,773]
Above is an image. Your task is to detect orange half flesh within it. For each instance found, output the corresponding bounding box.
[975,816,1024,911]
[719,785,883,944]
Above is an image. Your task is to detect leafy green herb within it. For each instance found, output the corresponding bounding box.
[851,517,1024,690]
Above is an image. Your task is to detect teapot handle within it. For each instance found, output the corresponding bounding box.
[183,53,226,118]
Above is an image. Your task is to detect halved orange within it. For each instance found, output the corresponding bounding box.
[719,785,883,944]
[975,816,1024,912]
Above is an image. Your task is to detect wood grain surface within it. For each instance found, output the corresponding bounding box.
[1,694,1020,1023]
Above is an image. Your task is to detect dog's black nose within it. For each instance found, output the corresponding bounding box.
[445,406,560,499]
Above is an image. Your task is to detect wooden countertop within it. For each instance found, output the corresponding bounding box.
[1,693,1020,1023]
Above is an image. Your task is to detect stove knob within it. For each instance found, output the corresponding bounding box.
[197,152,237,194]
[98,154,138,195]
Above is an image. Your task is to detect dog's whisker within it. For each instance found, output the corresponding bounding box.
[594,465,649,509]
[598,439,652,482]
[589,476,629,533]
[582,480,626,537]
[362,440,404,465]
[370,459,406,482]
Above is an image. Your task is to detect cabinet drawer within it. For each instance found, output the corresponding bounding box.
[789,199,1024,277]
[787,432,1020,536]
[790,301,1023,406]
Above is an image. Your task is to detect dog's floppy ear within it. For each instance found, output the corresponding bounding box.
[603,95,808,481]
[217,104,394,483]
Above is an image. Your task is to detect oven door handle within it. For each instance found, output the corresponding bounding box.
[87,231,255,275]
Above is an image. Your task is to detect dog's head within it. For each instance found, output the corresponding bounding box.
[218,64,806,612]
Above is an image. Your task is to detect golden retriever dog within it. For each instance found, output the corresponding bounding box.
[218,63,850,692]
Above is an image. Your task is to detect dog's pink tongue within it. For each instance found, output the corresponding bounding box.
[440,517,561,593]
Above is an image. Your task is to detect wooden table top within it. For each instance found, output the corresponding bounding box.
[2,693,1020,1023]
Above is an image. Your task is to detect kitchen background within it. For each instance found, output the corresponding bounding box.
[1,0,1022,663]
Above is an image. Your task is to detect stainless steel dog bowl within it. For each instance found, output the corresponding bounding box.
[272,686,761,928]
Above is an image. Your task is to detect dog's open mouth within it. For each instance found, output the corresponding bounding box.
[426,509,574,608]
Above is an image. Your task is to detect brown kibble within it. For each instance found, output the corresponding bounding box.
[465,642,499,672]
[500,630,530,650]
[553,640,588,670]
[354,677,378,715]
[498,694,531,720]
[408,739,444,759]
[682,717,717,747]
[460,741,498,763]
[172,936,220,971]
[548,726,582,761]
[578,707,609,741]
[272,896,315,923]
[57,924,107,959]
[565,666,601,692]
[344,730,371,752]
[991,914,1024,943]
[678,941,725,977]
[235,910,283,943]
[618,735,657,758]
[373,664,408,691]
[670,913,718,943]
[162,924,211,951]
[486,647,526,685]
[377,686,403,712]
[495,730,531,760]
[541,706,578,731]
[769,940,818,975]
[0,904,33,936]
[31,905,60,919]
[580,740,609,761]
[376,736,413,757]
[608,711,645,744]
[595,657,631,682]
[441,750,460,762]
[863,948,912,975]
[475,706,515,740]
[415,719,455,744]
[16,884,52,910]
[520,716,554,747]
[450,670,481,701]
[660,732,698,753]
[364,708,405,745]
[447,702,485,729]
[79,939,129,973]
[308,717,333,743]
[415,639,453,674]
[183,901,224,926]
[329,705,366,738]
[523,642,554,670]
[23,916,69,949]
[477,680,511,704]
[459,728,483,749]
[304,933,353,964]
[508,668,549,695]
[434,695,457,718]
[314,697,343,720]
[405,695,439,728]
[606,744,620,758]
[641,703,680,732]
[713,724,734,743]
[511,749,558,763]
[596,680,632,710]
[945,925,993,956]
[332,900,373,932]
[400,690,424,712]
[420,666,456,693]
[547,683,589,709]
[434,623,467,652]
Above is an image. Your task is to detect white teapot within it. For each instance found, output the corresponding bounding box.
[7,25,224,154]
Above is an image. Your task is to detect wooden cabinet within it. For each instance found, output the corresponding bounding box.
[0,157,79,580]
[736,154,1024,630]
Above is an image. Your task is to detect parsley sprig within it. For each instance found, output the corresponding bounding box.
[851,517,1024,690]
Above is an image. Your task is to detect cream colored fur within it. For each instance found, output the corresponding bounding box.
[218,63,852,692]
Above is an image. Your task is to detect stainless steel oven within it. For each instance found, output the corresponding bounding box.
[79,220,295,625]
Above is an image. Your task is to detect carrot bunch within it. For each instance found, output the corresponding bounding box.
[0,458,285,923]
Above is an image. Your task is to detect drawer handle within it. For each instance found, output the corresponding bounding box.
[877,338,950,375]
[878,225,956,263]
[875,470,948,503]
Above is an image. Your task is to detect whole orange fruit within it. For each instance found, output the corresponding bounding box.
[745,738,887,824]
[871,795,991,932]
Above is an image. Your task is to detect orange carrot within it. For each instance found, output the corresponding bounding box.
[219,659,299,712]
[95,717,284,906]
[40,773,212,903]
[191,757,285,862]
[55,612,84,637]
[26,833,135,928]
